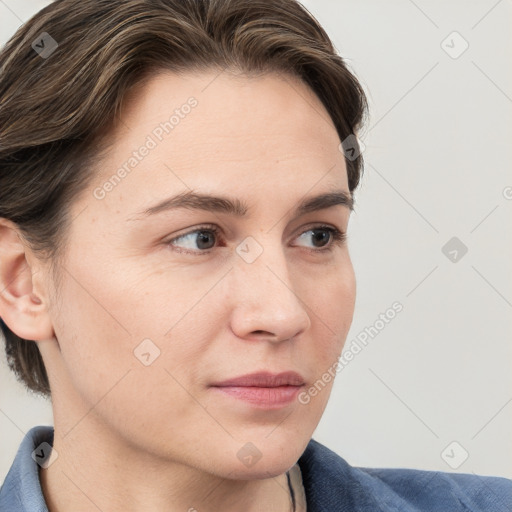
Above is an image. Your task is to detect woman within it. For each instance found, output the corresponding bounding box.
[0,0,510,511]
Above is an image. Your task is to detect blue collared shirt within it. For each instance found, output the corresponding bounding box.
[1,425,511,511]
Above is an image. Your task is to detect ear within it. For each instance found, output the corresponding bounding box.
[0,219,55,341]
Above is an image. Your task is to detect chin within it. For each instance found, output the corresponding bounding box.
[226,460,297,481]
[219,435,308,480]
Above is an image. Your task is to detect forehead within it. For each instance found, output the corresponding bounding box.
[80,69,349,219]
[107,68,342,155]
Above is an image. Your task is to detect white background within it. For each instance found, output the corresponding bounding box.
[1,0,511,484]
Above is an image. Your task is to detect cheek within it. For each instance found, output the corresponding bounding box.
[308,260,356,349]
[336,266,356,339]
[48,263,141,407]
[50,274,208,450]
[300,267,355,413]
[50,259,220,406]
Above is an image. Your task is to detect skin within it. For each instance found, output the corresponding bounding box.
[0,69,356,512]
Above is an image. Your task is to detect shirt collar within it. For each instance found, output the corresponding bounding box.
[0,425,53,512]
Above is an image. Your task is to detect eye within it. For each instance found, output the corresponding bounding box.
[294,225,346,251]
[166,225,221,254]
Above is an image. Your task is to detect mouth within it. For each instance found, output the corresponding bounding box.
[210,371,305,409]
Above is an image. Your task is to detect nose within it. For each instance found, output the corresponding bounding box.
[229,243,311,343]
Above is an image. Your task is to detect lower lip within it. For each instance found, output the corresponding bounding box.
[211,385,303,409]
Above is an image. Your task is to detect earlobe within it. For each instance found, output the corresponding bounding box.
[0,219,55,342]
[31,294,42,305]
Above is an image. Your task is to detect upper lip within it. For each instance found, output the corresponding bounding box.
[212,371,305,388]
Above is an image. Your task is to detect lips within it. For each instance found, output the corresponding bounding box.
[211,371,305,388]
[210,371,306,409]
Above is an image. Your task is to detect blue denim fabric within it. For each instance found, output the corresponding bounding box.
[0,426,51,512]
[1,426,511,511]
[299,438,512,511]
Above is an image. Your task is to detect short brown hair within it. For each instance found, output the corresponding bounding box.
[0,0,368,398]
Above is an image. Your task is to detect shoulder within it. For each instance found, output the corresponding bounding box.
[0,425,53,512]
[298,438,512,512]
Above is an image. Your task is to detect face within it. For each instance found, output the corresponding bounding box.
[41,69,356,478]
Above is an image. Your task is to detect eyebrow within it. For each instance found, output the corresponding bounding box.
[128,189,354,221]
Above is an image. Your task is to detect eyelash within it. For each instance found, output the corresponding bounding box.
[166,224,347,255]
